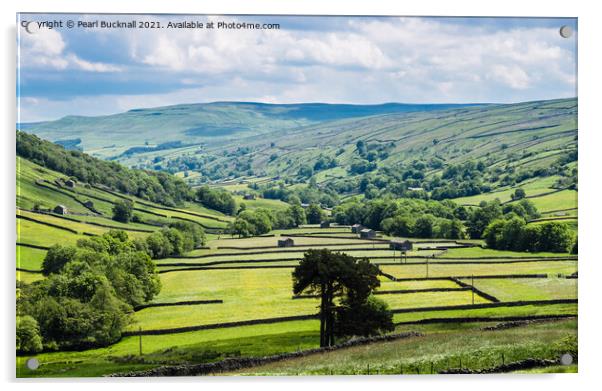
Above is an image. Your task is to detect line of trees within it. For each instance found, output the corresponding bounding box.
[334,198,469,239]
[17,131,194,206]
[227,204,307,237]
[195,185,237,215]
[466,199,540,239]
[17,224,205,354]
[483,217,576,253]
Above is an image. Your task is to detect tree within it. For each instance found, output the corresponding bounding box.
[511,188,526,200]
[112,199,133,223]
[238,209,272,235]
[413,215,435,238]
[228,218,252,238]
[335,296,394,338]
[196,186,237,215]
[306,203,324,224]
[42,245,77,275]
[381,215,413,237]
[288,204,307,227]
[466,200,503,238]
[145,231,173,259]
[292,249,384,347]
[16,315,43,353]
[536,222,574,253]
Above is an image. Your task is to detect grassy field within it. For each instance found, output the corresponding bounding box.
[15,209,579,377]
[132,266,491,331]
[16,246,47,271]
[228,319,577,375]
[459,277,577,301]
[452,176,564,205]
[379,261,576,279]
[233,195,290,211]
[16,217,85,248]
[16,270,45,284]
[440,246,573,258]
[524,190,578,213]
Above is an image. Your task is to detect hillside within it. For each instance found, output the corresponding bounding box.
[106,99,576,192]
[20,102,476,160]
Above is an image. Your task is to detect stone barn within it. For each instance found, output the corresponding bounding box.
[359,228,376,239]
[351,224,364,234]
[83,200,94,209]
[53,205,68,215]
[65,179,75,188]
[390,239,413,252]
[320,221,331,228]
[277,238,295,247]
[243,194,256,200]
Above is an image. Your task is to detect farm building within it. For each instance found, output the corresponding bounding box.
[359,228,376,239]
[53,205,68,215]
[390,239,413,251]
[277,238,295,247]
[65,179,75,188]
[351,224,364,233]
[320,221,331,228]
[300,203,310,209]
[83,200,94,209]
[243,194,256,200]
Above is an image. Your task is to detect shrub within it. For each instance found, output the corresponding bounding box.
[16,315,43,354]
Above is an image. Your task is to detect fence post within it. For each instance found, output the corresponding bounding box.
[430,362,434,374]
[502,353,505,366]
[139,327,142,356]
[459,357,462,369]
[471,274,475,305]
[367,364,370,375]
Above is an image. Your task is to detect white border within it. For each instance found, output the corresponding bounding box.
[2,1,601,390]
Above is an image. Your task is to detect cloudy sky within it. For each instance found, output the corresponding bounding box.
[17,14,577,122]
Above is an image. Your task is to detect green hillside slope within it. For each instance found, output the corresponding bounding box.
[21,102,476,159]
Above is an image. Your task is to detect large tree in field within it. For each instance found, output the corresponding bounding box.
[292,249,389,347]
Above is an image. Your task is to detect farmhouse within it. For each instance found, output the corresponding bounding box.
[53,205,68,215]
[320,221,331,228]
[277,238,295,247]
[390,239,413,251]
[243,194,256,200]
[359,228,376,239]
[351,224,364,233]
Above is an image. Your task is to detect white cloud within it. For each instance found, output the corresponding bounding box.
[19,27,122,72]
[116,16,575,99]
[489,64,531,90]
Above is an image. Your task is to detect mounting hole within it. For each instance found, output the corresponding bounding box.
[559,25,573,38]
[26,358,40,370]
[560,353,573,366]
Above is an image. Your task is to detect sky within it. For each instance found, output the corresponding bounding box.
[17,14,577,122]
